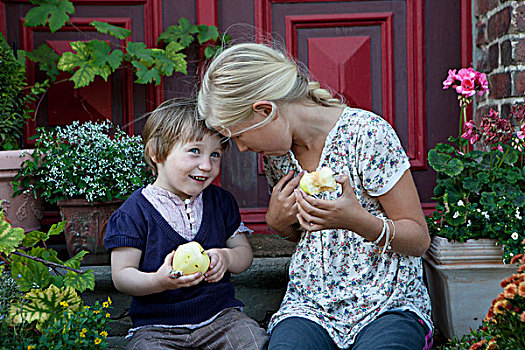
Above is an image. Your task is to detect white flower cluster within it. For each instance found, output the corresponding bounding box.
[34,120,152,203]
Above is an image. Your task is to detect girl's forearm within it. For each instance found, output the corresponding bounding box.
[226,245,253,274]
[112,267,164,296]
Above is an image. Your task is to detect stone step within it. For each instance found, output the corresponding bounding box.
[80,256,291,349]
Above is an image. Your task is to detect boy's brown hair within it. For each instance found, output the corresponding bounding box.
[142,98,228,176]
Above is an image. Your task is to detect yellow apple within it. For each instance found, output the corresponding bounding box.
[171,241,210,275]
[299,167,337,195]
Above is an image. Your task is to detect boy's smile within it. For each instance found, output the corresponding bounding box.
[153,133,223,200]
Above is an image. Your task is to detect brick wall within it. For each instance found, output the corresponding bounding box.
[474,0,525,119]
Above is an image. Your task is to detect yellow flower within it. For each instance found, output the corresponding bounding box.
[82,328,88,333]
[106,313,110,318]
[100,331,108,338]
[59,301,69,307]
[93,310,100,314]
[107,296,112,305]
[79,332,86,338]
[103,301,109,308]
[94,338,102,345]
[27,346,35,350]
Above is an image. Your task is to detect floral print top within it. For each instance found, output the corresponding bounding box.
[264,107,432,348]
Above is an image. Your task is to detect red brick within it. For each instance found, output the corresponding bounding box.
[516,38,525,63]
[516,71,525,96]
[476,21,487,46]
[488,7,511,41]
[489,72,511,99]
[475,0,500,16]
[517,3,525,32]
[488,44,499,70]
[501,40,512,66]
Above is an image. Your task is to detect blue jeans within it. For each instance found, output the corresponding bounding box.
[268,311,431,350]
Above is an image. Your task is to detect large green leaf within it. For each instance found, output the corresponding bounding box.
[429,149,464,176]
[24,0,75,33]
[196,24,219,44]
[10,250,51,292]
[0,213,25,255]
[91,21,131,40]
[157,18,199,47]
[63,269,95,293]
[9,285,82,329]
[25,43,60,81]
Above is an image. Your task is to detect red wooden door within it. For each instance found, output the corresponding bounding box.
[0,0,470,231]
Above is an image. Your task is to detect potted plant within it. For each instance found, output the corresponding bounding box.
[0,210,113,349]
[0,33,48,232]
[423,67,525,339]
[439,239,525,350]
[12,120,154,265]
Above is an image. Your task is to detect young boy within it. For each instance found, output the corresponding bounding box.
[104,98,268,349]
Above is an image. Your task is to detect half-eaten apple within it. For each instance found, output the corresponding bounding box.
[299,167,337,195]
[171,241,210,275]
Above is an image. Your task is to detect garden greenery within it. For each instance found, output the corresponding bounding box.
[23,0,229,88]
[12,120,154,204]
[0,210,111,349]
[0,33,48,150]
[427,68,525,263]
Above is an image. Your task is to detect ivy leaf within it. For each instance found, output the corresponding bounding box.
[196,24,219,44]
[157,18,198,47]
[24,0,75,33]
[91,21,131,40]
[0,213,25,255]
[25,43,60,81]
[9,285,82,329]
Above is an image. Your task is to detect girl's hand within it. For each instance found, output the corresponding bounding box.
[295,174,367,232]
[204,248,230,283]
[266,171,304,232]
[157,251,205,290]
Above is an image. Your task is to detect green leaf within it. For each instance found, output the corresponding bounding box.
[10,252,51,292]
[24,0,75,33]
[21,230,48,248]
[157,18,198,47]
[48,221,66,237]
[90,21,131,40]
[8,285,82,329]
[0,213,25,255]
[63,269,95,292]
[126,42,153,60]
[196,24,219,44]
[132,60,161,84]
[107,49,124,70]
[25,43,60,81]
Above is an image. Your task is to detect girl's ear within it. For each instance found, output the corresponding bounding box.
[252,101,277,119]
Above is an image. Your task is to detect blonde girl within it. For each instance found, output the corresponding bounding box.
[198,43,433,350]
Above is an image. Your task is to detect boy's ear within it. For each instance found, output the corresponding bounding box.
[252,101,277,119]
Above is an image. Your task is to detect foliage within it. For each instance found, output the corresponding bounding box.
[427,67,525,263]
[0,211,109,349]
[439,241,525,350]
[24,0,230,88]
[0,33,48,150]
[12,120,154,204]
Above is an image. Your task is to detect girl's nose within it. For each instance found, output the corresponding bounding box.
[236,141,249,152]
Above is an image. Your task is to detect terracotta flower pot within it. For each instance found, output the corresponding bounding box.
[57,199,123,265]
[0,149,44,232]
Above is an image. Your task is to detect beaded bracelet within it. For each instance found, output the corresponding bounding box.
[267,225,296,240]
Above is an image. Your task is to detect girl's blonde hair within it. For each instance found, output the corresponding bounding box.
[198,42,345,134]
[142,98,227,175]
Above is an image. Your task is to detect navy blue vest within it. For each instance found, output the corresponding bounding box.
[104,185,244,327]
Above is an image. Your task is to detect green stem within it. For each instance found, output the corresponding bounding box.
[12,251,84,274]
[489,150,493,178]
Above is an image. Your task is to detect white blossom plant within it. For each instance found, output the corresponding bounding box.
[12,120,154,204]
